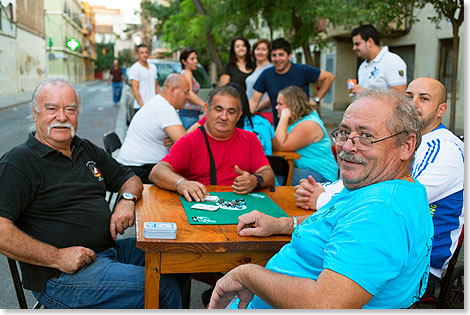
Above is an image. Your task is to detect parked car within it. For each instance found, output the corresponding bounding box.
[125,59,212,125]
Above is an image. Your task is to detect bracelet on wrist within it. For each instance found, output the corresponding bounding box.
[292,216,298,231]
[175,178,186,190]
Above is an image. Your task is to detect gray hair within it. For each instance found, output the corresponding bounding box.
[207,85,241,110]
[31,79,80,112]
[355,88,423,151]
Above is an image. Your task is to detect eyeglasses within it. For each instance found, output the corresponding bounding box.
[330,128,405,151]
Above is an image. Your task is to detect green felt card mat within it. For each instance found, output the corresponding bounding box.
[180,192,288,225]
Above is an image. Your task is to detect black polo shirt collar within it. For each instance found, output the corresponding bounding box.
[27,132,83,158]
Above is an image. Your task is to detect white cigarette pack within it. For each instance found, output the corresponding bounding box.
[143,222,177,239]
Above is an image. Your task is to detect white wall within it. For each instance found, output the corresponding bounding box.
[16,27,47,92]
[0,35,17,94]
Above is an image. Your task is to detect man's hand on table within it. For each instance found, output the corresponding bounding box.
[233,165,257,194]
[294,175,325,210]
[237,210,293,237]
[110,199,135,240]
[177,180,208,202]
[209,265,254,309]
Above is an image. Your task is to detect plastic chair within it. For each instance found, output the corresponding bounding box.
[6,257,42,309]
[103,131,122,156]
[414,225,464,308]
[266,155,290,186]
[103,132,122,207]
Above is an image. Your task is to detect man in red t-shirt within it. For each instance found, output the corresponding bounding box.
[149,85,275,202]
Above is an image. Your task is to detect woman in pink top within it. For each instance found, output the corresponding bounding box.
[179,48,207,129]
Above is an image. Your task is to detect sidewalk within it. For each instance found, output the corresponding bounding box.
[0,80,102,111]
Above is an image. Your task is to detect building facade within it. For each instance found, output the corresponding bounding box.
[0,0,46,95]
[44,0,95,83]
[81,1,96,81]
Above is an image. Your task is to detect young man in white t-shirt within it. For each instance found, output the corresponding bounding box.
[117,74,190,183]
[350,24,407,95]
[128,44,161,114]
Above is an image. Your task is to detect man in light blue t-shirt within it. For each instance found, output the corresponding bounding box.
[208,89,433,309]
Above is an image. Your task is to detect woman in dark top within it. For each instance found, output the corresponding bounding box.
[219,36,254,91]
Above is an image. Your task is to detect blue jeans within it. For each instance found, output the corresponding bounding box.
[112,81,123,104]
[178,109,200,130]
[291,167,328,186]
[32,238,182,309]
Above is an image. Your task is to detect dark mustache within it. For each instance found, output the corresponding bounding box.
[338,150,367,165]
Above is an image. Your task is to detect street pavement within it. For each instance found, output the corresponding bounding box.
[0,80,463,309]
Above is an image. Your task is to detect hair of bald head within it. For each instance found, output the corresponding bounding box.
[354,88,423,151]
[163,73,184,90]
[32,79,80,113]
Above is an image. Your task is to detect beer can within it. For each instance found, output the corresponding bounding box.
[347,79,357,89]
[347,79,357,97]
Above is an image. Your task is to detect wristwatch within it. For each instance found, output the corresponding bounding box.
[313,96,320,104]
[119,192,137,203]
[254,174,264,189]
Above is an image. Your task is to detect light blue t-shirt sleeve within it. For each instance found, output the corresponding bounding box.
[322,202,409,295]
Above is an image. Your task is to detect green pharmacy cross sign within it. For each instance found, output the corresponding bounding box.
[66,38,80,51]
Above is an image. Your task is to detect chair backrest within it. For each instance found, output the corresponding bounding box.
[6,257,41,309]
[103,131,122,154]
[437,225,464,307]
[103,131,122,207]
[415,224,464,308]
[266,155,289,186]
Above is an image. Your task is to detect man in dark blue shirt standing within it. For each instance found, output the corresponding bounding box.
[249,38,335,127]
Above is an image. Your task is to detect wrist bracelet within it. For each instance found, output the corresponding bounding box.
[292,216,298,230]
[175,178,186,190]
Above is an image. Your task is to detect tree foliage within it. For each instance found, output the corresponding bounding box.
[118,48,136,68]
[141,1,419,71]
[94,43,114,71]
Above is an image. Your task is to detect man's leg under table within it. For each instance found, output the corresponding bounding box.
[32,238,181,309]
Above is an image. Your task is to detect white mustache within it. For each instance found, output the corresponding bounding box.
[338,150,367,165]
[48,122,75,137]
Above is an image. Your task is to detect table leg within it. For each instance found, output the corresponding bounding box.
[145,252,161,309]
[286,160,294,186]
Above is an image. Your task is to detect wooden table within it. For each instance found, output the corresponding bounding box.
[135,184,313,309]
[272,151,301,186]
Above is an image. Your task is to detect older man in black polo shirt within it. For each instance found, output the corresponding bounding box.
[0,79,181,309]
